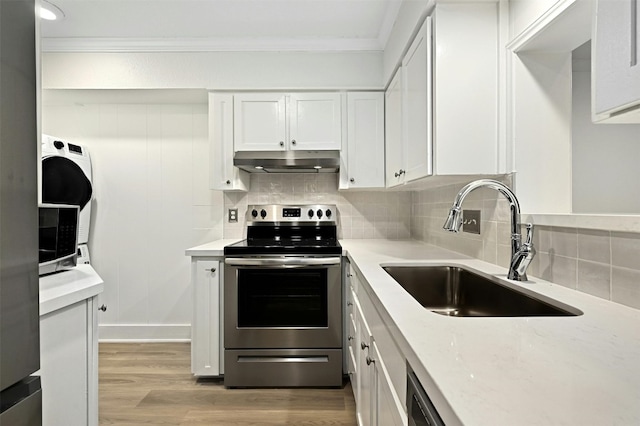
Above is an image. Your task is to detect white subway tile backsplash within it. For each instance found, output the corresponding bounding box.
[612,267,640,310]
[222,174,412,240]
[550,227,579,258]
[577,229,611,264]
[611,232,640,271]
[577,260,611,299]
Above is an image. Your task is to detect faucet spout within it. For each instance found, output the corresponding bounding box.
[442,179,535,281]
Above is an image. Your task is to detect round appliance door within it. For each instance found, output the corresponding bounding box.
[42,156,93,209]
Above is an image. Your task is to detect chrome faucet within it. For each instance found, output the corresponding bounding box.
[442,179,536,281]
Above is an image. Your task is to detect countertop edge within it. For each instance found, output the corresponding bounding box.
[39,264,104,316]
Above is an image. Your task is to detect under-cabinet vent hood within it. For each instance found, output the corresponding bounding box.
[233,150,340,173]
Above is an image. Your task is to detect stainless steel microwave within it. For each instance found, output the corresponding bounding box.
[38,204,79,276]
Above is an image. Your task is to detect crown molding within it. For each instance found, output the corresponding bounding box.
[40,37,385,53]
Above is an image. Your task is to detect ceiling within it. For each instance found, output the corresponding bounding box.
[40,0,402,52]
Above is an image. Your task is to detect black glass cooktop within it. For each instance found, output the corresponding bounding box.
[224,225,341,256]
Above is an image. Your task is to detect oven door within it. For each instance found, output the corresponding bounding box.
[224,256,342,349]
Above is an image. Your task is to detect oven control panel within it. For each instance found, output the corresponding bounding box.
[246,204,337,223]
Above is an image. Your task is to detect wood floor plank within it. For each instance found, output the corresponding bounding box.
[99,343,357,426]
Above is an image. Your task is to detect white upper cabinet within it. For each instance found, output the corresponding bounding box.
[385,69,405,188]
[209,93,250,191]
[385,18,432,189]
[402,16,433,182]
[432,3,499,175]
[384,2,500,189]
[288,93,342,150]
[234,93,342,151]
[233,93,287,151]
[340,92,385,189]
[593,0,640,123]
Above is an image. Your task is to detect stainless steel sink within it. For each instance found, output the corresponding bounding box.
[382,265,582,317]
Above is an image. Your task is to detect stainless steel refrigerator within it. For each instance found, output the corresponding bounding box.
[0,0,42,424]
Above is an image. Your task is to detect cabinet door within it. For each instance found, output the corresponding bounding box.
[593,0,640,121]
[344,92,385,189]
[371,342,407,426]
[385,69,405,188]
[234,93,287,151]
[210,93,250,191]
[355,301,373,426]
[402,16,433,182]
[288,93,342,150]
[191,259,222,376]
[40,300,90,426]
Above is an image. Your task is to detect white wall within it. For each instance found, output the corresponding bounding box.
[572,69,640,213]
[42,90,222,341]
[42,51,384,90]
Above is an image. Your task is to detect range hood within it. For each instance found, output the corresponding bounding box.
[233,150,340,173]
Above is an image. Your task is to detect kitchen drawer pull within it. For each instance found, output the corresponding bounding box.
[347,301,353,306]
[98,304,107,312]
[279,141,285,147]
[366,356,374,366]
[361,342,369,351]
[205,267,217,273]
[291,139,297,145]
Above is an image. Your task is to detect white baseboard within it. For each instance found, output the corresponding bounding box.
[99,324,191,342]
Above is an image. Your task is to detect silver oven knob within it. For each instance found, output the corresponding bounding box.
[317,209,323,219]
[308,209,314,218]
[260,209,267,219]
[251,209,258,218]
[325,209,332,218]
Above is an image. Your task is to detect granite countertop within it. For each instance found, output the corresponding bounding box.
[340,239,640,425]
[39,264,104,316]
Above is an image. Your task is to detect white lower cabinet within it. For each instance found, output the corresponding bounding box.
[191,258,223,376]
[371,341,406,426]
[40,296,98,426]
[347,260,407,426]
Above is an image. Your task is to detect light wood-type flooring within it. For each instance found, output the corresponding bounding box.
[99,343,357,425]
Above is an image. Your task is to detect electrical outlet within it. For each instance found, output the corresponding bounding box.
[228,208,238,223]
[462,210,481,234]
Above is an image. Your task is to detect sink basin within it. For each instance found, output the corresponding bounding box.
[382,265,582,317]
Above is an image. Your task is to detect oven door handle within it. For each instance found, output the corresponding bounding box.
[225,257,341,268]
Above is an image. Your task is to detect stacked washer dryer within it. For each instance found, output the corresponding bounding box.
[41,134,94,264]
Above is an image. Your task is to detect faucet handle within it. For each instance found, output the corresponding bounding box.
[523,223,534,246]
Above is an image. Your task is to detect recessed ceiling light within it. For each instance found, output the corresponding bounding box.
[313,166,322,169]
[255,166,264,170]
[39,0,65,21]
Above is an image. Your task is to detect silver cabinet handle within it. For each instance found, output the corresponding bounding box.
[366,356,374,366]
[350,178,355,183]
[361,342,369,351]
[279,141,284,147]
[98,304,107,312]
[348,336,354,341]
[291,139,296,145]
[205,267,217,273]
[394,169,405,178]
[226,180,231,185]
[347,301,353,306]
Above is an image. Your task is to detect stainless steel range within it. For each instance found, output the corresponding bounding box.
[223,204,343,387]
